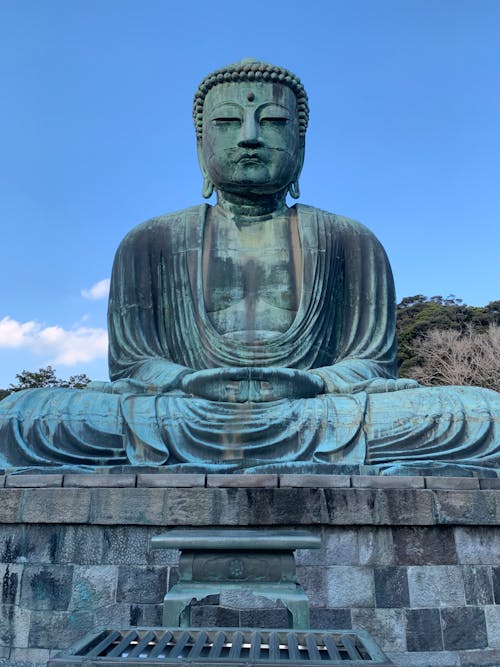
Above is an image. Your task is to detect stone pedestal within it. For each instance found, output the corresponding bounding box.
[1,471,500,666]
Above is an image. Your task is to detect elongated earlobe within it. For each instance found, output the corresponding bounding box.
[197,141,214,199]
[288,143,305,199]
[202,176,214,199]
[288,180,300,199]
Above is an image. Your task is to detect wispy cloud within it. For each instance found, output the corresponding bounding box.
[81,278,111,300]
[0,316,108,365]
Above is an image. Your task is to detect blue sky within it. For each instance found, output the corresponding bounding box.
[1,0,499,387]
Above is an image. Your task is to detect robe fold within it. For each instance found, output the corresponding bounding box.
[108,204,398,387]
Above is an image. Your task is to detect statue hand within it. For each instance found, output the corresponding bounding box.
[360,378,420,394]
[87,378,176,394]
[85,378,157,394]
[251,368,325,400]
[180,367,325,402]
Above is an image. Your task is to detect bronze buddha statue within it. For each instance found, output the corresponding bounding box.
[1,59,499,475]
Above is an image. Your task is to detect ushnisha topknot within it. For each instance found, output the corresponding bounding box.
[193,58,309,140]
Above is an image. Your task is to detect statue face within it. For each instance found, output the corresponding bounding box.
[201,81,302,195]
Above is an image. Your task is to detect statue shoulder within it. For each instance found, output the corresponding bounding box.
[296,204,386,247]
[116,204,205,252]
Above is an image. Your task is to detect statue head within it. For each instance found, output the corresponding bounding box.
[193,59,309,200]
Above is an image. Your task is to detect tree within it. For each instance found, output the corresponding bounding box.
[7,366,91,393]
[397,295,500,377]
[59,373,92,390]
[405,324,500,391]
[10,365,60,390]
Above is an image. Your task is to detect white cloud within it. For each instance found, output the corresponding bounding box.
[0,318,40,348]
[81,278,111,300]
[0,316,108,366]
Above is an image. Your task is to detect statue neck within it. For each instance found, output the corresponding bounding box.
[216,190,288,220]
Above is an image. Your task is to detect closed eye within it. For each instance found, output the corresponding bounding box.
[212,117,241,125]
[260,117,289,125]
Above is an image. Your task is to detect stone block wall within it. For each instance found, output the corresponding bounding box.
[1,472,500,666]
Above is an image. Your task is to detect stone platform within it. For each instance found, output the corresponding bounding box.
[1,472,500,667]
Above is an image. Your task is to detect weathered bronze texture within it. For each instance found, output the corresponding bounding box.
[151,529,321,551]
[1,58,500,474]
[152,529,320,628]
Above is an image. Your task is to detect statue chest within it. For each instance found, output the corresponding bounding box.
[202,214,302,338]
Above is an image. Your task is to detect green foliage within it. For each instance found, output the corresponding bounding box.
[11,365,60,390]
[397,295,500,377]
[4,365,92,395]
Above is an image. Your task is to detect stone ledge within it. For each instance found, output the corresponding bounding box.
[280,474,351,488]
[5,474,63,488]
[1,471,499,489]
[352,475,424,489]
[207,473,278,487]
[137,473,205,487]
[0,485,498,526]
[63,473,136,488]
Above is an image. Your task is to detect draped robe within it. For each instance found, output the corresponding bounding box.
[1,204,499,472]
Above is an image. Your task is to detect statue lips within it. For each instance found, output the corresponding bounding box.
[237,153,264,164]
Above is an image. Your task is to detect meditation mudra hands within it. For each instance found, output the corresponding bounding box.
[179,368,420,402]
[88,369,419,401]
[180,367,325,402]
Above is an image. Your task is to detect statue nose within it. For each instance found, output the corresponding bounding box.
[238,117,262,147]
[238,137,262,147]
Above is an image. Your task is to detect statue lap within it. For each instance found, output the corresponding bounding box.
[1,382,499,472]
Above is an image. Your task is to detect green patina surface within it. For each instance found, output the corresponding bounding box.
[152,528,318,628]
[151,529,321,551]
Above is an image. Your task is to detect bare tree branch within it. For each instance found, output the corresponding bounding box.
[407,324,500,390]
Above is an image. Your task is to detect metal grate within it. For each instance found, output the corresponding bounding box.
[49,627,393,666]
